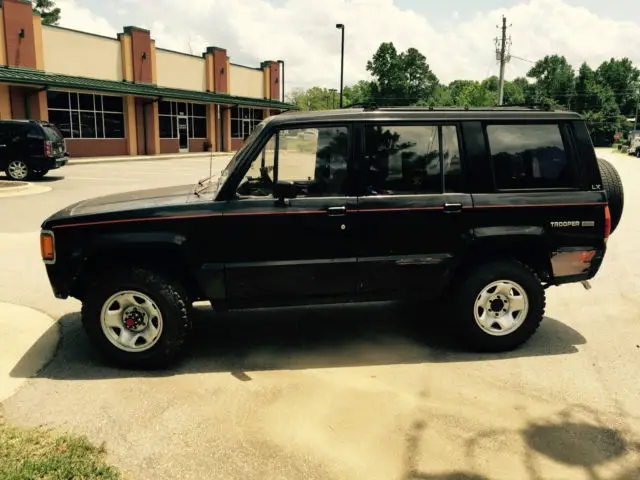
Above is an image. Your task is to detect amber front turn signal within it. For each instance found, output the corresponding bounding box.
[40,231,55,263]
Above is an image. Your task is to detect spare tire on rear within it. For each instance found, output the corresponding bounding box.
[597,157,624,233]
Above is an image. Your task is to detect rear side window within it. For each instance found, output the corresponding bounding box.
[486,123,576,190]
[26,125,44,140]
[43,125,63,141]
[361,124,463,195]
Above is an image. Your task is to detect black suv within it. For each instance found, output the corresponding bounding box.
[0,120,68,180]
[40,107,624,367]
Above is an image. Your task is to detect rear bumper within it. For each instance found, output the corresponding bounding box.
[48,155,69,170]
[550,247,605,285]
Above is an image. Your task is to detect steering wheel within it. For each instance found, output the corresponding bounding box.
[260,166,274,186]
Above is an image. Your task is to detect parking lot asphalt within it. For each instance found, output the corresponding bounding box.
[1,150,640,480]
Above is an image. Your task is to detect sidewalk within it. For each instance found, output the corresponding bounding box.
[70,151,234,165]
[0,302,58,402]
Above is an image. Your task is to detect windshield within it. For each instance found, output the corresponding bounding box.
[195,120,268,195]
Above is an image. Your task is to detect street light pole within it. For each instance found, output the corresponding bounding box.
[336,24,345,108]
[329,88,337,109]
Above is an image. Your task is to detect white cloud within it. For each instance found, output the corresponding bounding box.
[57,0,118,37]
[64,0,640,90]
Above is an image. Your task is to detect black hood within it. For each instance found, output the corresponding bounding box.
[67,184,195,216]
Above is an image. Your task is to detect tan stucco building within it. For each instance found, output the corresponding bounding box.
[0,0,293,158]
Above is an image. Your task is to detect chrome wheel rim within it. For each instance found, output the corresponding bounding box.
[7,160,28,180]
[100,290,163,352]
[473,280,529,336]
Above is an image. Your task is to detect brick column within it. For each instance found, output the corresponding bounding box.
[261,61,280,101]
[206,47,229,93]
[121,26,158,155]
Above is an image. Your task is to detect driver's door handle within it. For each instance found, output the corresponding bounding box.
[327,206,347,216]
[442,202,463,213]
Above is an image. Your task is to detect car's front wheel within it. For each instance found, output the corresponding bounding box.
[81,267,192,368]
[452,260,545,352]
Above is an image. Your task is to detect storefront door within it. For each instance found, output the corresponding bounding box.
[177,116,189,152]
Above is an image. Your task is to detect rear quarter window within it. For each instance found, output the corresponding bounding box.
[485,123,577,190]
[43,125,64,141]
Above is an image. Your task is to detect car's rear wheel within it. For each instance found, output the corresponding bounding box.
[597,157,624,233]
[29,169,49,180]
[452,260,545,352]
[5,160,29,181]
[81,267,192,368]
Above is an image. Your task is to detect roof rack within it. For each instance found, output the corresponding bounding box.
[340,102,563,112]
[342,101,378,111]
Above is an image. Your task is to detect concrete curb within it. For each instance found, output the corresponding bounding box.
[0,183,51,198]
[70,152,233,165]
[0,302,59,402]
[0,181,30,194]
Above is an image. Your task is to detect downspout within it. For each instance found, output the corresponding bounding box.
[24,92,31,120]
[142,102,148,154]
[277,60,285,102]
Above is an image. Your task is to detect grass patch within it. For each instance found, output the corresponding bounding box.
[0,415,120,480]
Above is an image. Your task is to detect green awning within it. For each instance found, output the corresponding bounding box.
[0,66,297,110]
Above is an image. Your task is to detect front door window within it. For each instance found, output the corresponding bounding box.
[236,126,350,198]
[177,116,188,152]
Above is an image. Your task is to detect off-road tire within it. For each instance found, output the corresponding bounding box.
[81,267,192,368]
[597,157,624,233]
[451,260,545,352]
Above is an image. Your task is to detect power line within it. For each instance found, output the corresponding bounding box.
[511,54,535,64]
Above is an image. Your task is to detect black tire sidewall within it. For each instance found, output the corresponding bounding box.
[81,268,191,368]
[453,261,545,352]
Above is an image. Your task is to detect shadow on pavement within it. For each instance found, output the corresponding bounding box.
[402,403,640,480]
[17,301,586,380]
[32,175,65,183]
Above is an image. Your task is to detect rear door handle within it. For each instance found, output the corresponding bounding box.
[327,206,347,216]
[443,202,463,213]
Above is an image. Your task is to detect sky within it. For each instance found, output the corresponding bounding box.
[55,0,640,92]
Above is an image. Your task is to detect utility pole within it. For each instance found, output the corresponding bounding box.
[336,24,345,108]
[635,88,639,131]
[495,16,512,105]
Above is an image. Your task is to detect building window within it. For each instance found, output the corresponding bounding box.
[231,107,265,139]
[47,91,125,139]
[158,100,208,139]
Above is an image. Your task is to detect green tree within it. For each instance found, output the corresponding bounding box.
[343,80,376,106]
[511,77,536,104]
[366,42,438,106]
[527,55,575,107]
[595,58,640,117]
[455,81,494,107]
[32,0,61,25]
[573,62,624,145]
[401,47,439,103]
[286,87,337,111]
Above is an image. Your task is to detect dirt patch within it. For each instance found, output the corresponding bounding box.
[0,180,27,189]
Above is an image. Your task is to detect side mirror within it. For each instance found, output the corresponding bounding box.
[273,180,297,200]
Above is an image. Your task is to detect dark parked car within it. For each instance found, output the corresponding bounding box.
[39,107,624,367]
[0,120,68,180]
